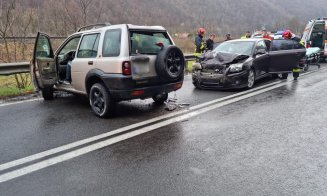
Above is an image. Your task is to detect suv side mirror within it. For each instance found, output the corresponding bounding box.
[256,48,267,55]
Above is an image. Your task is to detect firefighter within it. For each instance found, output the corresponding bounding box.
[283,30,301,80]
[241,31,251,39]
[194,27,206,55]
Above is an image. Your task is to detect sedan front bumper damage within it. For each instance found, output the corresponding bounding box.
[192,70,249,89]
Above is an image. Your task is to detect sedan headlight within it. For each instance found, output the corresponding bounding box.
[192,62,202,70]
[229,63,243,73]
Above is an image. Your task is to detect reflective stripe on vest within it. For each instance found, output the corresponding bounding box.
[292,68,301,73]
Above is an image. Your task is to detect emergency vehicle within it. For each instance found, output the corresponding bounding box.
[301,17,327,59]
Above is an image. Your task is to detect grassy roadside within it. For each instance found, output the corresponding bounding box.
[0,75,34,99]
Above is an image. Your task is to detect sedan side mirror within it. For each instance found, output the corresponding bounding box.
[255,48,267,55]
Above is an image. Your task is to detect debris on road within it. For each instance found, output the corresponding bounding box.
[165,93,190,111]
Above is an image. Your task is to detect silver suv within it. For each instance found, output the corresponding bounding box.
[31,24,185,117]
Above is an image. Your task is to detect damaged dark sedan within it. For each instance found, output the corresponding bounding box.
[192,38,306,89]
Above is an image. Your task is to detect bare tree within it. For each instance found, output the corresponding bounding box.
[78,0,93,25]
[0,0,16,63]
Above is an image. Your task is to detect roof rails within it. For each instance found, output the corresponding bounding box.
[77,23,111,32]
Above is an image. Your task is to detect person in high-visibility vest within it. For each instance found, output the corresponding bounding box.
[194,27,206,56]
[283,30,301,80]
[241,31,251,39]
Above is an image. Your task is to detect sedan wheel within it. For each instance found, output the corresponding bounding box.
[247,69,255,89]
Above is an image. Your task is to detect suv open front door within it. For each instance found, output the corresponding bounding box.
[31,32,57,90]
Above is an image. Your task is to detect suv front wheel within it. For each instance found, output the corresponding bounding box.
[41,87,54,100]
[89,83,114,118]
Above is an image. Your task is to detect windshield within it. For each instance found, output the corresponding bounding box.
[213,41,254,56]
[130,31,172,55]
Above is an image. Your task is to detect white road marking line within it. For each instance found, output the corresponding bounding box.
[0,80,282,172]
[0,98,43,107]
[0,77,300,183]
[0,67,325,178]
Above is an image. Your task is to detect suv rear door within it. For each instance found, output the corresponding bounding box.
[31,32,57,89]
[129,30,172,80]
[72,33,100,92]
[268,39,306,73]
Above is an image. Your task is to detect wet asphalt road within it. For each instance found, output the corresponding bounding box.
[1,64,327,195]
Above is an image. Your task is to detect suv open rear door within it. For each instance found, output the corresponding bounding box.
[31,32,57,90]
[268,39,306,73]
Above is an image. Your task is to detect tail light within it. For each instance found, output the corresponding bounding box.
[122,61,131,75]
[174,82,183,90]
[306,42,311,48]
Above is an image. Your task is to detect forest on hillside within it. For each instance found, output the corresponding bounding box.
[1,0,327,38]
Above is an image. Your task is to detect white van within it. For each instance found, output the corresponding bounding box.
[301,17,327,59]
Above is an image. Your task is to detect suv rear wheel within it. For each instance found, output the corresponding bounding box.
[89,83,114,118]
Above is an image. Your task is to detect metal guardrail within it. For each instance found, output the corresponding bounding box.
[184,54,196,60]
[0,62,30,76]
[0,54,196,76]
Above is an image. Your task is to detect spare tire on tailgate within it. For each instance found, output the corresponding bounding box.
[155,45,185,80]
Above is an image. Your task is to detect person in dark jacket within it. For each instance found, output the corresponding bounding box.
[225,33,232,41]
[206,34,216,51]
[194,27,206,55]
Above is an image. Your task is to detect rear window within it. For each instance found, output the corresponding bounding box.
[130,31,172,55]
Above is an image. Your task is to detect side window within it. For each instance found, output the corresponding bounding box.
[59,36,81,55]
[256,41,267,51]
[271,40,293,51]
[102,29,121,57]
[77,34,100,58]
[36,35,53,58]
[280,40,294,50]
[264,40,271,50]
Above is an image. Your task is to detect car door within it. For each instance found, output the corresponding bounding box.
[268,39,306,73]
[71,33,100,92]
[252,40,270,76]
[31,32,57,90]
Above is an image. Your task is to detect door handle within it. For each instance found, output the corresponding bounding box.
[88,61,93,65]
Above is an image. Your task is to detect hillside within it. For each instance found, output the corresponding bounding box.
[2,0,327,37]
[89,0,327,36]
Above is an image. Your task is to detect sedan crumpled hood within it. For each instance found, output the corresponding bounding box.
[199,52,249,70]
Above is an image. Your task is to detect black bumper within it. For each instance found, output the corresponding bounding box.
[101,74,183,100]
[192,70,248,89]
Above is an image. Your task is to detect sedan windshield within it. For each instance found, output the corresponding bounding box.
[213,41,254,56]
